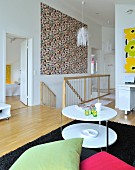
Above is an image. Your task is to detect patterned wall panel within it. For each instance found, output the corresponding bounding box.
[40,3,88,75]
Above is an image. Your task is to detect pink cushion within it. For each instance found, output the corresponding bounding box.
[80,151,135,170]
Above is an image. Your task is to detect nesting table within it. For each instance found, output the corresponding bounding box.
[0,103,11,120]
[62,105,117,150]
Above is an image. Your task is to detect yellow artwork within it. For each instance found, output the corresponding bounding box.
[124,40,135,57]
[124,58,135,73]
[124,27,135,73]
[124,27,135,41]
[6,65,11,84]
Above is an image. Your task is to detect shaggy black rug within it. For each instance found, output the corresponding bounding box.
[0,121,135,170]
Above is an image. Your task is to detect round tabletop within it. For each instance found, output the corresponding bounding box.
[62,105,117,121]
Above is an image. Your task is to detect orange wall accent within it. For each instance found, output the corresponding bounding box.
[6,65,11,84]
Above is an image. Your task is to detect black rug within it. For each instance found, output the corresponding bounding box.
[0,121,135,170]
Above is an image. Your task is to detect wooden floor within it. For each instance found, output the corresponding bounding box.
[6,96,26,110]
[0,96,135,157]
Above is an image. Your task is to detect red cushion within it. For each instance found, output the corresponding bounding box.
[80,151,135,170]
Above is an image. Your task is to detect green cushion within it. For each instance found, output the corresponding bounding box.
[10,138,83,170]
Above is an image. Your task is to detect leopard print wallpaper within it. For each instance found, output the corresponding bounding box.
[40,2,88,75]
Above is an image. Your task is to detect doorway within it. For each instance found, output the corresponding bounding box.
[5,33,33,110]
[104,53,115,89]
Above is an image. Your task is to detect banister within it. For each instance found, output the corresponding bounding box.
[62,74,110,108]
[64,74,110,81]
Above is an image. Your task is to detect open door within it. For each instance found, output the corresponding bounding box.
[5,33,33,107]
[20,40,28,105]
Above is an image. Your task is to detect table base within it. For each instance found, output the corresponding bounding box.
[62,123,117,148]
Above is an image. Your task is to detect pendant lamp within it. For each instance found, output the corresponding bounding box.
[77,1,88,47]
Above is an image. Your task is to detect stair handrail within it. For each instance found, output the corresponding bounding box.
[62,74,110,108]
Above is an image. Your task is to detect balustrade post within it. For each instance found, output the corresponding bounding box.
[40,82,43,105]
[62,79,66,108]
[97,77,100,98]
[84,78,86,102]
[108,75,110,94]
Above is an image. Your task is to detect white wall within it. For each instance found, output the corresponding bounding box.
[115,4,135,108]
[6,38,23,83]
[11,61,20,83]
[102,27,115,52]
[102,27,115,88]
[0,0,102,108]
[6,38,22,65]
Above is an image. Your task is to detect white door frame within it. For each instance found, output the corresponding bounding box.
[27,38,33,106]
[4,32,33,106]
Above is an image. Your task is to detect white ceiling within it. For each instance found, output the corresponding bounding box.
[62,0,135,27]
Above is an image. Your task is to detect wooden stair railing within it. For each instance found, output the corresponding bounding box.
[62,74,110,108]
[66,80,84,102]
[40,82,56,107]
